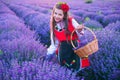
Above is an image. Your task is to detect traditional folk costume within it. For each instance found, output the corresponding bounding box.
[47,17,90,71]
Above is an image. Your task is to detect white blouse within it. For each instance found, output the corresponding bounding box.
[47,18,84,55]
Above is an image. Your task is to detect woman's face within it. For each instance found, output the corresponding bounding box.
[53,8,64,23]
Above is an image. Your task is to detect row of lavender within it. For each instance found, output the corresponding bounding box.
[7,3,51,46]
[0,2,79,80]
[71,0,120,29]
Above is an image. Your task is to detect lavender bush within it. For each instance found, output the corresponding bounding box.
[84,20,103,30]
[109,68,120,80]
[71,10,85,17]
[8,4,50,45]
[78,30,120,80]
[0,60,10,80]
[94,14,104,25]
[83,12,98,20]
[69,0,120,27]
[23,13,39,30]
[0,13,23,23]
[24,13,50,45]
[105,21,120,32]
[102,10,120,16]
[103,14,120,26]
[0,12,47,65]
[8,4,39,19]
[113,10,120,14]
[0,30,28,41]
[0,36,47,64]
[0,59,80,80]
[20,4,50,14]
[0,20,35,41]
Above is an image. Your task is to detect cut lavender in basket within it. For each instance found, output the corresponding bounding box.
[73,34,88,50]
[78,35,88,47]
[78,40,88,48]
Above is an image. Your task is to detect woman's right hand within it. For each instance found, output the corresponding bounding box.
[76,24,84,32]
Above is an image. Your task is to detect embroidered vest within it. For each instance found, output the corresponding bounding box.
[54,17,78,42]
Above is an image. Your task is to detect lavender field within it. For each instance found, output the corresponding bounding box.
[0,0,120,80]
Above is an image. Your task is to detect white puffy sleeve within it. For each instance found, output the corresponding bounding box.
[47,31,59,55]
[72,18,84,35]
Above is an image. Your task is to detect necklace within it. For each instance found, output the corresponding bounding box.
[55,21,65,31]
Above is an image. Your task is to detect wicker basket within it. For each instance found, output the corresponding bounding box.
[70,27,99,58]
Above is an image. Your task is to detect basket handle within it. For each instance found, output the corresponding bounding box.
[70,26,97,49]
